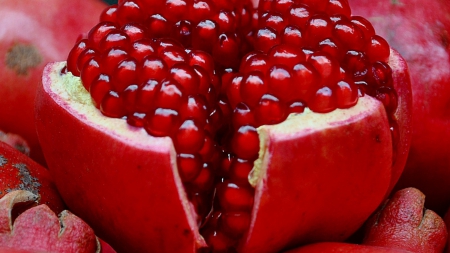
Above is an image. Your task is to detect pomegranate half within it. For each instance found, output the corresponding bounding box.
[36,47,410,253]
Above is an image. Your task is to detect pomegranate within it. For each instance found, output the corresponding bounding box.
[0,0,107,165]
[0,141,64,214]
[444,207,450,253]
[0,190,101,253]
[348,0,450,214]
[363,187,448,253]
[35,0,412,252]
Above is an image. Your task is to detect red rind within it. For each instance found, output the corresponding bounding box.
[36,62,205,253]
[240,96,392,253]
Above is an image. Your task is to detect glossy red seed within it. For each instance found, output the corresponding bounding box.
[218,182,254,212]
[140,56,168,83]
[146,14,172,38]
[240,71,268,108]
[213,33,240,68]
[67,39,89,76]
[288,101,306,114]
[292,62,320,101]
[304,14,333,46]
[154,78,184,110]
[288,5,312,30]
[308,86,337,113]
[239,52,269,74]
[308,51,340,85]
[198,134,215,161]
[179,95,208,124]
[135,79,161,112]
[122,84,139,113]
[229,158,253,186]
[192,20,219,53]
[121,23,147,42]
[175,119,206,154]
[367,35,390,63]
[231,125,260,160]
[111,58,138,92]
[99,30,130,52]
[272,0,294,14]
[281,26,303,47]
[144,108,179,137]
[232,103,256,129]
[100,48,128,75]
[170,63,200,95]
[268,44,305,69]
[255,94,287,125]
[100,91,126,118]
[77,48,98,75]
[226,75,243,108]
[117,1,145,25]
[129,39,155,63]
[127,112,146,127]
[333,18,365,51]
[335,80,359,109]
[177,153,203,182]
[260,13,288,33]
[88,22,118,49]
[319,38,341,60]
[375,87,398,114]
[350,16,375,41]
[213,11,236,33]
[254,27,280,53]
[193,66,212,95]
[326,0,351,18]
[90,74,111,108]
[302,0,328,12]
[164,0,189,21]
[80,56,101,90]
[268,66,293,102]
[188,50,215,74]
[159,46,188,68]
[100,5,118,23]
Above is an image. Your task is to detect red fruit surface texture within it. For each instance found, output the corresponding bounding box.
[0,141,64,214]
[363,187,448,253]
[0,190,98,253]
[0,0,107,164]
[349,0,450,214]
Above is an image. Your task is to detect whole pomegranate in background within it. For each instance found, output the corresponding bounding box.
[0,129,30,156]
[348,0,450,214]
[35,0,412,252]
[0,0,107,165]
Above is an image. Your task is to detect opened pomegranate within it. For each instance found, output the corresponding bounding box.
[0,0,107,165]
[35,0,412,252]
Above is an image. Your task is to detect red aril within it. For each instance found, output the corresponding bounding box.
[35,0,412,252]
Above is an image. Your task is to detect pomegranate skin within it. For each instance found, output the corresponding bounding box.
[363,188,448,253]
[0,141,64,214]
[36,63,206,253]
[283,242,414,253]
[348,0,450,214]
[0,0,107,165]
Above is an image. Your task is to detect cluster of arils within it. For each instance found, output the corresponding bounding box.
[201,0,399,251]
[67,29,223,227]
[99,0,256,69]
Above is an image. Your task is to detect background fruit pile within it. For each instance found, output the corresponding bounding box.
[0,0,449,252]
